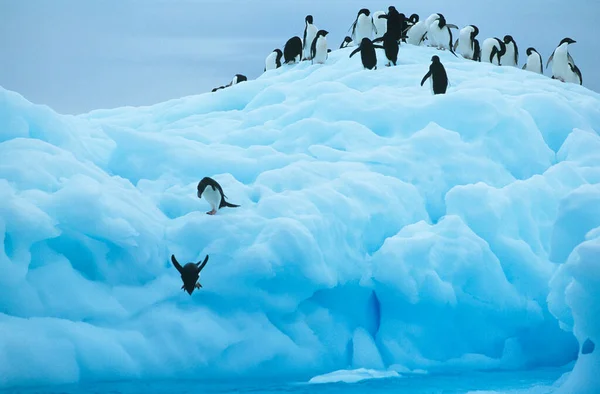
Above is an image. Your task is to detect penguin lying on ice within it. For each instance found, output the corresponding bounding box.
[171,254,209,295]
[197,176,240,215]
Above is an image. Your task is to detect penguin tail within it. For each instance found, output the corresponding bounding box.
[220,200,240,209]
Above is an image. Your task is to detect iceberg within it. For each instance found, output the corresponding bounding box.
[1,41,599,392]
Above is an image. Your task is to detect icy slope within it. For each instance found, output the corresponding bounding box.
[1,44,600,391]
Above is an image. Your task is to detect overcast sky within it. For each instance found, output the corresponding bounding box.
[0,0,598,114]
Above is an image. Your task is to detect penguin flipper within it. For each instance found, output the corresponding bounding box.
[171,255,184,274]
[567,52,575,67]
[197,255,209,272]
[453,38,458,51]
[372,37,384,43]
[447,24,459,29]
[546,51,554,69]
[373,45,385,49]
[522,63,526,70]
[349,47,361,58]
[420,70,432,86]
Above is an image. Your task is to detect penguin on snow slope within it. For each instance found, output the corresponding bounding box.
[421,55,448,95]
[264,49,283,71]
[350,9,376,43]
[310,30,329,64]
[283,36,303,64]
[349,37,384,70]
[481,37,506,65]
[454,25,481,61]
[197,177,240,215]
[427,13,459,55]
[522,47,543,74]
[546,37,582,85]
[170,254,209,295]
[405,14,428,46]
[340,36,354,48]
[303,15,318,61]
[501,35,519,67]
[373,31,401,66]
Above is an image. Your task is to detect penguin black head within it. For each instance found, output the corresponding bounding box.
[344,36,352,43]
[358,8,370,17]
[410,14,419,23]
[526,47,537,56]
[360,37,372,46]
[431,55,441,63]
[316,30,329,38]
[559,37,576,46]
[388,6,397,13]
[305,15,313,24]
[503,35,515,44]
[470,25,479,38]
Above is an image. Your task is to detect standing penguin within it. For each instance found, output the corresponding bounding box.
[170,254,209,295]
[454,25,481,61]
[377,6,405,42]
[197,177,240,215]
[421,55,448,95]
[522,47,543,74]
[372,10,387,39]
[546,38,582,84]
[310,30,329,64]
[303,15,319,61]
[264,49,283,71]
[340,36,354,48]
[501,35,519,67]
[283,36,303,64]
[481,37,506,65]
[350,9,376,43]
[406,14,428,46]
[373,32,400,66]
[427,14,459,55]
[349,37,384,70]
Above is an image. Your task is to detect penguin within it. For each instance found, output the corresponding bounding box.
[373,31,400,66]
[546,37,582,84]
[350,9,375,43]
[421,55,448,95]
[170,254,209,295]
[230,74,247,85]
[522,47,543,74]
[264,49,283,71]
[427,14,459,55]
[349,37,384,70]
[302,15,319,61]
[481,37,506,65]
[377,6,405,42]
[283,36,303,64]
[340,36,354,49]
[197,176,240,215]
[310,30,329,64]
[424,13,442,47]
[501,35,519,67]
[454,25,481,61]
[211,86,226,92]
[405,14,428,46]
[372,11,387,39]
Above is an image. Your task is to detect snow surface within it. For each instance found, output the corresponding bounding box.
[1,42,600,392]
[308,368,400,384]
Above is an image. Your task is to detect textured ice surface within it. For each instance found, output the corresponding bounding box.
[1,43,600,391]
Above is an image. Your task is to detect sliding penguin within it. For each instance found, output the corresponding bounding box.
[284,36,303,64]
[303,15,318,61]
[197,176,240,215]
[373,32,400,66]
[350,9,375,43]
[265,49,283,71]
[340,36,354,48]
[170,254,209,295]
[230,74,247,85]
[501,35,519,67]
[310,30,329,64]
[522,47,543,74]
[481,37,506,65]
[421,55,448,95]
[454,25,481,61]
[546,37,582,84]
[349,37,384,70]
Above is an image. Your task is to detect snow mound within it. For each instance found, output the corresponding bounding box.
[308,368,400,384]
[1,43,600,390]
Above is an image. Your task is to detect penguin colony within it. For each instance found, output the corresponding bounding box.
[184,6,584,294]
[212,6,583,92]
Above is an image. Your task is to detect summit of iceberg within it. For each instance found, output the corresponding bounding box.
[1,41,600,393]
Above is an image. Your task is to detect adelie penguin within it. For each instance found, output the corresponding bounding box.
[197,176,240,215]
[350,9,375,43]
[310,30,329,64]
[340,36,354,49]
[302,15,318,61]
[454,25,481,61]
[171,254,209,295]
[546,37,582,85]
[377,6,405,43]
[501,35,519,67]
[264,49,283,71]
[284,36,303,64]
[522,47,543,74]
[427,13,459,55]
[421,55,448,95]
[481,37,506,65]
[373,31,403,66]
[349,37,384,70]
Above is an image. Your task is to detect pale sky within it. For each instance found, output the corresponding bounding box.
[1,0,597,114]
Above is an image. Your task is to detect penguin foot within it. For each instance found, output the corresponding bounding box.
[195,283,202,289]
[206,209,217,215]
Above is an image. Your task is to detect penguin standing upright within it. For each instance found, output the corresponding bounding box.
[349,37,384,70]
[373,32,400,66]
[454,25,480,61]
[377,6,405,42]
[350,9,376,43]
[302,15,318,61]
[340,36,354,48]
[481,37,506,65]
[264,49,283,71]
[501,35,519,67]
[522,47,543,74]
[283,36,303,64]
[310,30,329,64]
[197,177,240,215]
[546,37,582,84]
[421,55,448,95]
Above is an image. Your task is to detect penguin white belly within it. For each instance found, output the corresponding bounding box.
[425,15,439,46]
[312,37,328,64]
[373,11,387,38]
[304,26,318,59]
[457,29,473,58]
[354,15,373,42]
[265,52,278,70]
[202,187,222,211]
[406,22,426,45]
[433,26,451,50]
[481,38,499,65]
[503,44,517,66]
[551,48,571,82]
[525,54,542,74]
